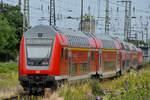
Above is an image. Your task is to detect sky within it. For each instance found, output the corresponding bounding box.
[5,0,150,40]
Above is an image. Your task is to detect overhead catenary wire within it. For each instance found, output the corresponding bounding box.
[3,0,150,39]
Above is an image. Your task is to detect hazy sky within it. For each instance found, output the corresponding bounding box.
[5,0,150,26]
[5,0,150,40]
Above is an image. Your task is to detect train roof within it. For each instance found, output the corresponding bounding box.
[24,25,93,48]
[55,27,89,38]
[24,25,138,50]
[56,28,120,49]
[24,25,57,39]
[24,25,91,38]
[24,25,116,40]
[117,40,138,51]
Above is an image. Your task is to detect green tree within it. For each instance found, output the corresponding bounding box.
[0,13,18,61]
[0,3,23,61]
[0,3,23,49]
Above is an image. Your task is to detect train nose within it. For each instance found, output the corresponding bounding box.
[19,74,57,91]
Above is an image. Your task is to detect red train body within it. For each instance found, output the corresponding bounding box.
[19,25,143,94]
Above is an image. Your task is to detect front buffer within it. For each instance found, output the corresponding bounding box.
[19,74,58,95]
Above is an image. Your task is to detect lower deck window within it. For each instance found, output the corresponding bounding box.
[133,59,137,65]
[117,54,120,66]
[126,60,129,66]
[122,60,125,68]
[72,63,78,74]
[80,63,88,73]
[104,61,116,71]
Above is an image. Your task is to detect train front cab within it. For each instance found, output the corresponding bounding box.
[19,25,63,93]
[19,37,58,93]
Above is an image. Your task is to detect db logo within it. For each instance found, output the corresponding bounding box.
[36,71,40,74]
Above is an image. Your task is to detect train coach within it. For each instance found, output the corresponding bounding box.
[19,25,143,94]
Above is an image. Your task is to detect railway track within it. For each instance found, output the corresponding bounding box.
[1,92,43,100]
[1,88,55,100]
[2,92,28,100]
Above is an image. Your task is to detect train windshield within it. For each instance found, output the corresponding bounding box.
[27,45,51,59]
[26,38,53,66]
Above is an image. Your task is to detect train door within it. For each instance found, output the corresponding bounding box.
[125,53,127,71]
[99,50,102,74]
[90,51,94,72]
[68,51,72,78]
[88,52,91,73]
[125,52,130,71]
[60,48,64,75]
[101,50,117,78]
[121,51,125,72]
[116,51,120,72]
[60,48,68,75]
[90,51,98,74]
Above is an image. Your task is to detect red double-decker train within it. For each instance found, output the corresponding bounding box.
[19,25,143,94]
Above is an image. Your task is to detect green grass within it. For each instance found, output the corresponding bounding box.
[59,62,150,100]
[0,62,19,88]
[0,62,18,73]
[0,62,149,100]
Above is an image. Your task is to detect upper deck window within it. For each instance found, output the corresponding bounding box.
[121,43,125,50]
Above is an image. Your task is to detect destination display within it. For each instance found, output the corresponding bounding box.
[26,38,53,44]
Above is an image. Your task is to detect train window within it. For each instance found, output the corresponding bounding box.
[103,61,116,71]
[126,60,129,66]
[125,45,130,50]
[121,43,125,50]
[91,51,94,61]
[80,63,88,73]
[65,49,68,60]
[122,60,125,69]
[72,63,78,74]
[133,59,137,65]
[38,33,43,37]
[132,46,136,51]
[61,48,63,59]
[102,40,116,49]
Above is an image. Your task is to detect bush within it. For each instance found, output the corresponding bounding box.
[0,62,18,73]
[89,80,104,96]
[117,87,150,100]
[0,3,23,61]
[0,13,18,61]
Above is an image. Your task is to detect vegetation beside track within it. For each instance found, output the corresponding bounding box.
[0,62,150,100]
[0,62,21,99]
[0,3,23,62]
[0,62,18,73]
[0,62,19,88]
[59,62,150,100]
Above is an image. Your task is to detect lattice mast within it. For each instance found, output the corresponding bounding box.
[105,0,110,35]
[49,0,56,26]
[23,0,30,32]
[18,0,21,9]
[118,0,132,41]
